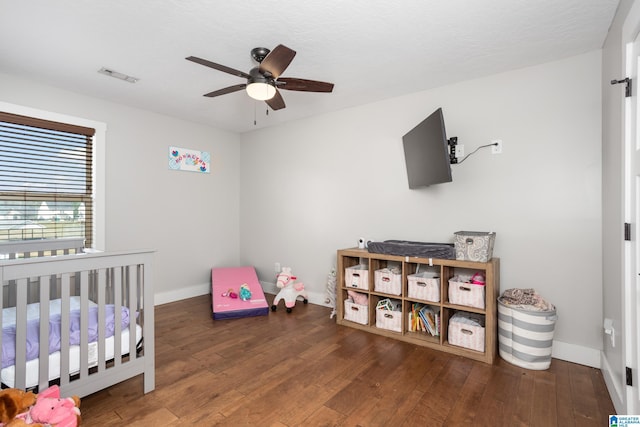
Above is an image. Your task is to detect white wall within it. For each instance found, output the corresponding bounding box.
[240,51,603,365]
[0,50,605,367]
[0,72,242,304]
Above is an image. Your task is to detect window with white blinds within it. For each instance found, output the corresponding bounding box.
[0,112,94,246]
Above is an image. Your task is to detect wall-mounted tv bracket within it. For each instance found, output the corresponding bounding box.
[448,137,458,164]
[611,77,632,98]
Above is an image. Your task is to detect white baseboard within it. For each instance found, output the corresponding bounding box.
[550,340,601,368]
[601,351,625,414]
[260,280,277,295]
[154,280,333,309]
[154,282,210,306]
[260,280,332,308]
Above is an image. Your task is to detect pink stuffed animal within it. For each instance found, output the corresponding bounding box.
[25,386,80,427]
[271,267,309,313]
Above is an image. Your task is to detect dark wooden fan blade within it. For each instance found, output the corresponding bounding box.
[277,78,334,92]
[265,89,286,110]
[204,84,246,98]
[259,45,296,79]
[186,56,250,79]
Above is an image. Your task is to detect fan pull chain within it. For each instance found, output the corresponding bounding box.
[252,104,270,126]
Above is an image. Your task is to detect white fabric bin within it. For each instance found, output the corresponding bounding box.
[345,264,369,290]
[448,277,485,309]
[448,312,485,352]
[407,272,440,302]
[374,268,402,295]
[497,300,557,370]
[344,300,369,325]
[376,307,402,332]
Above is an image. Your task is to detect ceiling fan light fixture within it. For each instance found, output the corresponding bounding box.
[186,45,333,111]
[246,82,276,100]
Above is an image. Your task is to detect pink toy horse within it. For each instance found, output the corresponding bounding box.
[271,267,309,313]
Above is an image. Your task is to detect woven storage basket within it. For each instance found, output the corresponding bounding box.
[345,264,369,290]
[344,300,368,325]
[448,312,485,352]
[376,307,402,332]
[374,268,402,295]
[407,272,440,302]
[448,277,485,309]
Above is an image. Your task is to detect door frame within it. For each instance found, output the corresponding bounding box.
[622,0,640,414]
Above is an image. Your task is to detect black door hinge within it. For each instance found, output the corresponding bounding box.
[627,367,633,386]
[612,78,633,98]
[626,223,632,241]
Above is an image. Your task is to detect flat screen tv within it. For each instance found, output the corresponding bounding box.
[402,108,452,188]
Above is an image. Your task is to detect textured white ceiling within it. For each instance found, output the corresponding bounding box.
[0,0,620,133]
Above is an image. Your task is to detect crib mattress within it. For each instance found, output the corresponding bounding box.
[211,266,269,320]
[1,296,142,389]
[2,323,142,389]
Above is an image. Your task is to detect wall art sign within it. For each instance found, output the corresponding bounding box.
[168,146,210,173]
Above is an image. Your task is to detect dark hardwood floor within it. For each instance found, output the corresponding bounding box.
[80,294,615,426]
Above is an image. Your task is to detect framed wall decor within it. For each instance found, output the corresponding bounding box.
[168,146,210,173]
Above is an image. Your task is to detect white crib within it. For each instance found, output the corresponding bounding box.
[0,239,155,398]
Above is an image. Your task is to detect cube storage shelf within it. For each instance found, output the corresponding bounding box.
[337,247,500,364]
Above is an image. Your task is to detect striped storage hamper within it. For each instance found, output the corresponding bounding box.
[497,299,557,370]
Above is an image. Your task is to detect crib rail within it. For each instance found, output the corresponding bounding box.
[0,249,155,398]
[0,237,85,259]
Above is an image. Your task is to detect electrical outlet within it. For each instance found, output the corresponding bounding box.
[274,262,281,273]
[491,139,503,154]
[457,144,464,158]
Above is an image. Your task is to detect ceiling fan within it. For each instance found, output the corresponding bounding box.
[186,44,334,111]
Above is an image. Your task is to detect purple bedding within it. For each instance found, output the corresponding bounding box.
[1,305,131,368]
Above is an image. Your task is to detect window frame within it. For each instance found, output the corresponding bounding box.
[0,101,106,250]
